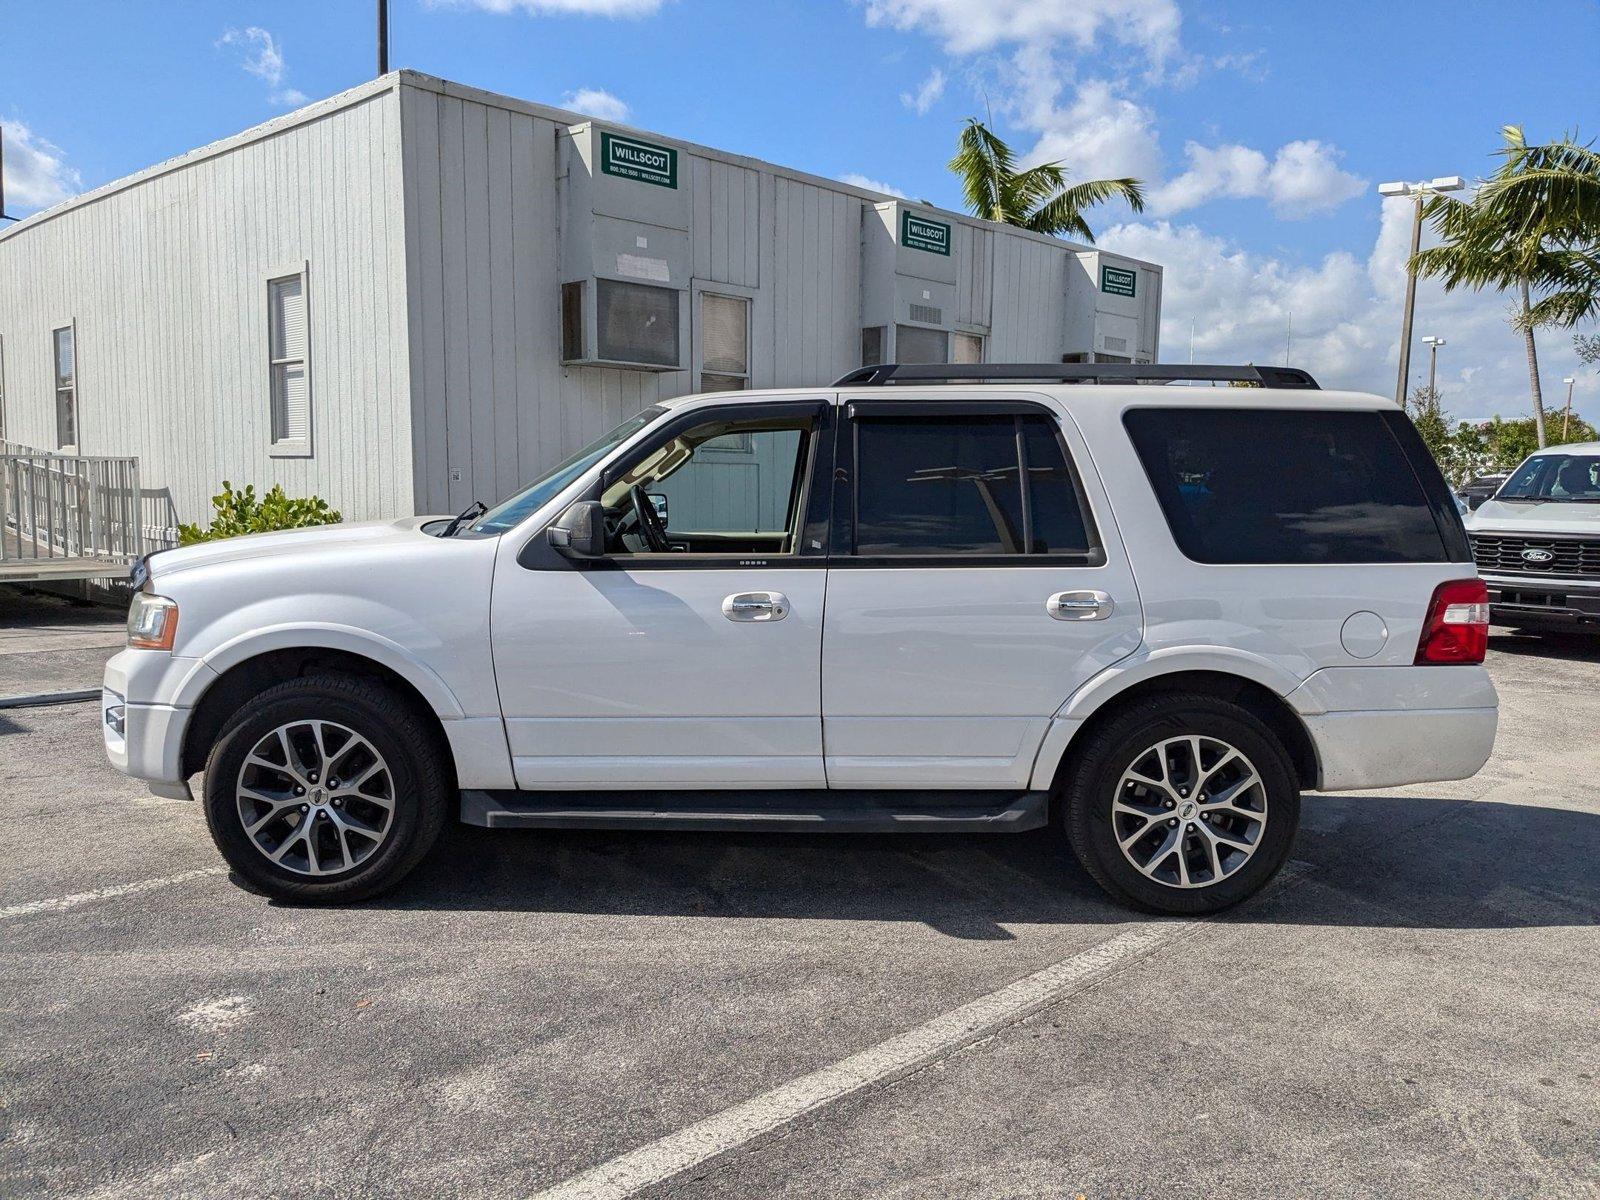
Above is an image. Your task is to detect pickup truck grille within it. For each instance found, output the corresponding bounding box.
[1471,533,1600,576]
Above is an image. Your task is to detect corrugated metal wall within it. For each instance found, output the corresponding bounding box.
[400,80,875,516]
[0,87,413,537]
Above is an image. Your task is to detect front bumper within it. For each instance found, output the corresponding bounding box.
[102,649,202,798]
[1482,572,1600,623]
[1290,666,1498,792]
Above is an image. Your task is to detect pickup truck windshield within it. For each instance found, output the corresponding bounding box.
[1498,453,1600,502]
[470,407,666,534]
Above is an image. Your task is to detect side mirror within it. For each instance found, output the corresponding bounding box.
[647,492,669,524]
[547,500,607,559]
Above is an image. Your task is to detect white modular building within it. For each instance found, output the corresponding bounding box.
[0,71,1161,542]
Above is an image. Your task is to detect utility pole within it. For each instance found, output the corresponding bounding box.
[1421,334,1446,406]
[378,0,389,76]
[1562,376,1576,441]
[1377,176,1465,405]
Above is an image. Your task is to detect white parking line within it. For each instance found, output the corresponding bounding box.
[528,922,1191,1200]
[0,867,228,919]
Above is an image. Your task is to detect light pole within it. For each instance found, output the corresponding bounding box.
[1421,335,1446,406]
[1562,376,1576,441]
[378,0,389,76]
[1378,176,1465,405]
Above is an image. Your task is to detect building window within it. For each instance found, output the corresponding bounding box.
[699,293,750,392]
[895,324,948,365]
[53,325,77,451]
[268,273,310,452]
[953,332,984,364]
[861,327,885,367]
[0,333,7,441]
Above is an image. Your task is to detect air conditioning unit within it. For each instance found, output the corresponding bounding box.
[559,123,690,371]
[860,202,987,366]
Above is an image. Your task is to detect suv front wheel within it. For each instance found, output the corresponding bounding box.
[1063,694,1300,914]
[202,675,449,903]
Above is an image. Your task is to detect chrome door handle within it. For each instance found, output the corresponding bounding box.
[1047,590,1114,621]
[722,591,790,622]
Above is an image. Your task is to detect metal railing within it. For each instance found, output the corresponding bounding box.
[1,441,144,569]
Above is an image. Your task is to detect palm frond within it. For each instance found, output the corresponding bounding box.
[948,118,1014,222]
[1025,178,1146,242]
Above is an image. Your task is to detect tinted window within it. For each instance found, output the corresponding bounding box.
[1124,408,1450,564]
[1023,418,1091,554]
[854,414,1094,557]
[654,428,805,533]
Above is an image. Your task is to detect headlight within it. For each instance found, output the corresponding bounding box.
[127,593,179,650]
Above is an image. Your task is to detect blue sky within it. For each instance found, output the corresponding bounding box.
[3,0,1597,418]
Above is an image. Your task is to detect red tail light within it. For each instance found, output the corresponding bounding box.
[1415,578,1490,664]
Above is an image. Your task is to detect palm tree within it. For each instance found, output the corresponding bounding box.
[1411,127,1600,447]
[948,118,1144,243]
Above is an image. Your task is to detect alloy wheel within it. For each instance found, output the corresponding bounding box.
[235,720,395,877]
[1112,734,1267,889]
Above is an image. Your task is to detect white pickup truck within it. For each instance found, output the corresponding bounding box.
[102,363,1498,914]
[1465,442,1600,630]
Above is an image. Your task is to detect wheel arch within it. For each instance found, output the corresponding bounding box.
[180,644,457,782]
[1038,669,1322,801]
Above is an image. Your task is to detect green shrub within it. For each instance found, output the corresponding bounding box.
[178,482,342,545]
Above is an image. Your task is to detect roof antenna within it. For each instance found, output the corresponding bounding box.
[0,126,19,223]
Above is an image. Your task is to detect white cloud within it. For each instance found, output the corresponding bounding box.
[900,68,946,115]
[0,120,83,213]
[1151,138,1365,218]
[1017,73,1164,185]
[860,0,1182,67]
[1098,203,1591,423]
[1263,139,1366,218]
[430,0,665,14]
[562,88,630,122]
[217,27,307,107]
[839,173,909,198]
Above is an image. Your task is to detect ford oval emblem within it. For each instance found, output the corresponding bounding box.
[1521,547,1554,563]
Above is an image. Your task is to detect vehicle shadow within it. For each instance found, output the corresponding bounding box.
[365,794,1600,938]
[1489,627,1600,663]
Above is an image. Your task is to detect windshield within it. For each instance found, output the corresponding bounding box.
[469,407,666,534]
[1497,453,1600,502]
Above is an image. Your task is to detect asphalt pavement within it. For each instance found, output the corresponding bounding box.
[0,593,1596,1199]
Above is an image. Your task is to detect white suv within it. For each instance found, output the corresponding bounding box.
[102,364,1498,914]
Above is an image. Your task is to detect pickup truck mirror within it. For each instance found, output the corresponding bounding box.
[547,500,607,559]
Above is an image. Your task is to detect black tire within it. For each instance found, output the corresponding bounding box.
[1061,693,1300,915]
[202,675,449,903]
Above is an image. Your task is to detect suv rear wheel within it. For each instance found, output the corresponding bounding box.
[1063,694,1300,914]
[202,675,449,903]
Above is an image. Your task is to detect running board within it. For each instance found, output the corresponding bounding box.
[459,789,1049,833]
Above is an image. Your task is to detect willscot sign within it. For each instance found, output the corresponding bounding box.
[901,212,952,256]
[601,132,678,189]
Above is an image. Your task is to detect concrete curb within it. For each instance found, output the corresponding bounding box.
[0,689,100,710]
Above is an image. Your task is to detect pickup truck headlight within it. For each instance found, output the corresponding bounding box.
[127,593,179,650]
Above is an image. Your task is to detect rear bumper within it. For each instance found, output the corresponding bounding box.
[1289,666,1497,792]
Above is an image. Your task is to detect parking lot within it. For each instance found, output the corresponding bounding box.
[1,597,1596,1199]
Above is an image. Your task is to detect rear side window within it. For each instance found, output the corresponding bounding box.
[1124,408,1456,564]
[853,413,1095,558]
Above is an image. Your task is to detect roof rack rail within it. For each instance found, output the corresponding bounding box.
[832,363,1321,389]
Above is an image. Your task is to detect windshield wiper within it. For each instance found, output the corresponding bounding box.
[440,500,487,538]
